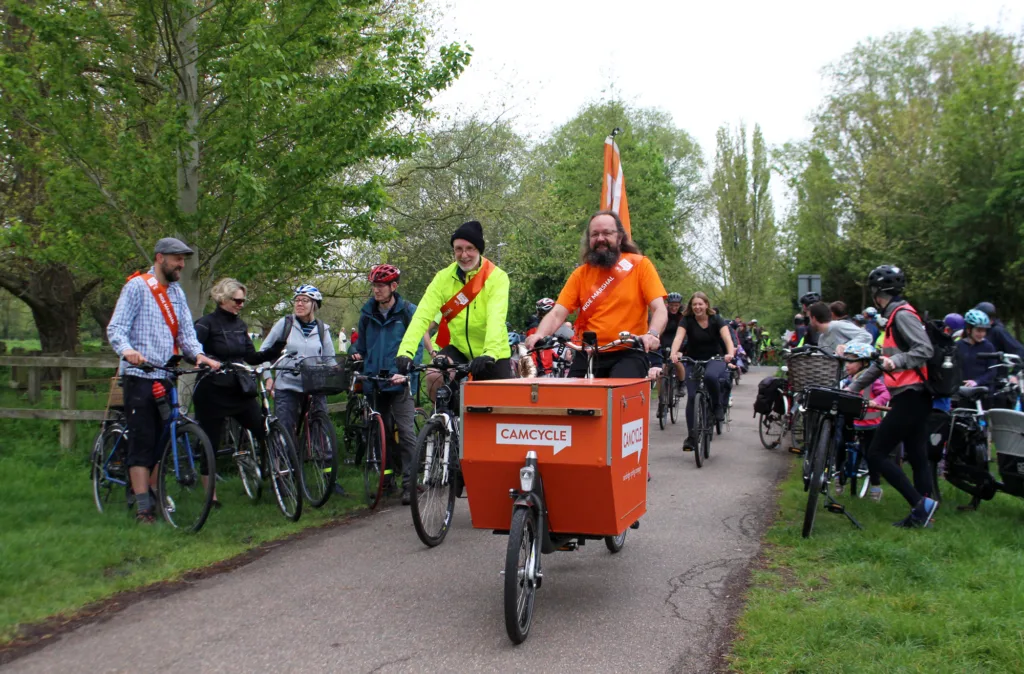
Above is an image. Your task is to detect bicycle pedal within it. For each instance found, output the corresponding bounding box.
[557,542,578,552]
[788,447,803,455]
[826,503,845,514]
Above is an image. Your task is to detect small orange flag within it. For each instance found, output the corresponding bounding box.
[601,132,631,237]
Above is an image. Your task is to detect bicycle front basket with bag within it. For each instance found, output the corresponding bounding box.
[299,357,347,396]
[803,386,868,420]
[785,352,843,392]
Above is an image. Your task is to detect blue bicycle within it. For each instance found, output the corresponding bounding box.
[90,357,217,532]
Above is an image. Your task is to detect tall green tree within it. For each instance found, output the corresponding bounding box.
[0,0,470,351]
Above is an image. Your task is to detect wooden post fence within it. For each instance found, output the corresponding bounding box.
[1,355,120,449]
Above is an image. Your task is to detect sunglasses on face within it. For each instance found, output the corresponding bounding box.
[231,297,246,305]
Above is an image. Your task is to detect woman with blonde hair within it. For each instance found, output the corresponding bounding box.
[193,278,284,506]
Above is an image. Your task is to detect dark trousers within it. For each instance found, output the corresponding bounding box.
[378,388,417,484]
[124,376,166,469]
[866,388,934,506]
[684,360,730,433]
[567,349,649,378]
[193,382,265,456]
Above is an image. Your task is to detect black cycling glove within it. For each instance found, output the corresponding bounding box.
[395,355,413,375]
[469,355,495,378]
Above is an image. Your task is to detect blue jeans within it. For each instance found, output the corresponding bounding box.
[273,389,328,440]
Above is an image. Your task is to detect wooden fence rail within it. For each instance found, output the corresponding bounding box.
[1,355,120,449]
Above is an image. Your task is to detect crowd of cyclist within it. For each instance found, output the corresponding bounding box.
[106,222,1021,531]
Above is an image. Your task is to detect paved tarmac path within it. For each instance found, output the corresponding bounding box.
[7,367,790,674]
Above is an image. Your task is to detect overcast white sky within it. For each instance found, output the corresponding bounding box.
[431,0,1023,171]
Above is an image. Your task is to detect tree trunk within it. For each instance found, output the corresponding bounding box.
[20,263,81,353]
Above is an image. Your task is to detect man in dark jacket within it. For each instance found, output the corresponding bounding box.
[973,302,1024,359]
[354,265,428,505]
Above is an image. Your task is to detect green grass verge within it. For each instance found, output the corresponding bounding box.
[0,414,368,645]
[729,460,1024,673]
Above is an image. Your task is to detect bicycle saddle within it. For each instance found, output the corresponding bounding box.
[956,386,988,402]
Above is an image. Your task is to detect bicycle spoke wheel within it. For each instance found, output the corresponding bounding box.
[300,411,338,508]
[856,456,872,499]
[802,418,832,538]
[791,406,806,452]
[504,508,538,645]
[657,396,666,430]
[669,374,680,424]
[363,414,387,509]
[410,418,456,547]
[758,412,783,449]
[157,421,216,532]
[266,421,302,521]
[413,407,429,435]
[235,427,262,502]
[340,398,364,466]
[92,424,128,514]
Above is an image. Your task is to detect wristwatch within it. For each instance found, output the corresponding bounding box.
[647,329,659,337]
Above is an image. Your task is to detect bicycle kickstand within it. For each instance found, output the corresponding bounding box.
[824,492,863,530]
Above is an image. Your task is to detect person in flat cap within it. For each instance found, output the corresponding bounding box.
[107,237,220,523]
[395,220,511,405]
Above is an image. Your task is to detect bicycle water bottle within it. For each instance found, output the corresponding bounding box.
[151,381,171,422]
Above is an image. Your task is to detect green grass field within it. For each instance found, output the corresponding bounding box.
[0,386,369,645]
[729,460,1024,673]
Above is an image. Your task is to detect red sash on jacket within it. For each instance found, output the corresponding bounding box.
[435,259,495,348]
[128,271,180,354]
[573,253,643,340]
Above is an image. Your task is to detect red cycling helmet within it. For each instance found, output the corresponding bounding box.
[368,264,400,284]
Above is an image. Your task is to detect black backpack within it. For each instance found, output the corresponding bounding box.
[889,307,961,397]
[753,376,786,416]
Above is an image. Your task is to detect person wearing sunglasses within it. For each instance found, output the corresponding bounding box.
[193,277,285,506]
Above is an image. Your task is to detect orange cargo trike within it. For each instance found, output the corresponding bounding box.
[461,333,651,644]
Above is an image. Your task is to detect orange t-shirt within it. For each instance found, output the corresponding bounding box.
[556,256,667,345]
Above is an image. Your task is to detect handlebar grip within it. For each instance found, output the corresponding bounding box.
[978,352,1004,359]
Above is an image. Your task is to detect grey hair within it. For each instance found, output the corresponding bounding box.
[210,278,247,305]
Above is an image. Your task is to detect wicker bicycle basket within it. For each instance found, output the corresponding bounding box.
[785,352,843,392]
[299,357,346,396]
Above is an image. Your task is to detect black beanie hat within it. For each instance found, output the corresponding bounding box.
[451,220,485,253]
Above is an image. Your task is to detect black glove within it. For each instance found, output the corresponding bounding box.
[469,355,495,378]
[395,355,413,375]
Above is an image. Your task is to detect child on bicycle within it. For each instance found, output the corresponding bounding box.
[840,342,891,501]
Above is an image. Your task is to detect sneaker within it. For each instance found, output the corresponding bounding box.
[714,406,726,422]
[136,508,156,524]
[834,480,844,495]
[401,488,412,506]
[910,497,939,527]
[868,486,883,502]
[683,436,694,452]
[892,513,915,528]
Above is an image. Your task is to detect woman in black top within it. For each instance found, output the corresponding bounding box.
[669,292,736,451]
[193,278,282,505]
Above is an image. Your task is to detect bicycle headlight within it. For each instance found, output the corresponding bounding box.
[519,466,536,492]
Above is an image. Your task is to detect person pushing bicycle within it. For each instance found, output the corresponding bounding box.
[107,237,221,523]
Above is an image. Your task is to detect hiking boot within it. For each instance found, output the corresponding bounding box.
[136,508,156,524]
[401,487,412,506]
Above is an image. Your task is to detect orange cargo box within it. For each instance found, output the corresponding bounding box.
[461,378,650,537]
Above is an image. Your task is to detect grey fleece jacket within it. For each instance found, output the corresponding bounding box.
[816,319,873,355]
[851,299,932,396]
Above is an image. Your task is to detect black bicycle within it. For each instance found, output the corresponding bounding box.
[656,348,682,431]
[679,356,723,468]
[409,358,472,547]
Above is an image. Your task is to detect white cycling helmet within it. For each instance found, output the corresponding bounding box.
[293,284,323,307]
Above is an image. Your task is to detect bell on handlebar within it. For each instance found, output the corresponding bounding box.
[618,330,632,341]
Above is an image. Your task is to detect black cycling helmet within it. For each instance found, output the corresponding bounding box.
[867,265,906,295]
[799,292,821,307]
[667,292,683,303]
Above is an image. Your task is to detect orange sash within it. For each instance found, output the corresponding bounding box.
[436,259,495,348]
[573,253,643,340]
[128,271,180,354]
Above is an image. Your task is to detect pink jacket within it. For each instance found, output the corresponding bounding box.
[854,378,890,428]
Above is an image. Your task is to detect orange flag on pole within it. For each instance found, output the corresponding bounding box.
[600,129,631,237]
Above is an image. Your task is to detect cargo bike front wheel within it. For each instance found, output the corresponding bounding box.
[504,507,540,645]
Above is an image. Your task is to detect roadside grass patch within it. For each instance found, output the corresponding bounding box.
[0,409,367,644]
[730,461,1024,673]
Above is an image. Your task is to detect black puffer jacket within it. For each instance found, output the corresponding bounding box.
[194,307,279,388]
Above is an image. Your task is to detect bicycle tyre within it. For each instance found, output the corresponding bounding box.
[703,399,713,462]
[791,405,806,452]
[802,418,832,538]
[267,420,303,521]
[235,426,262,502]
[300,411,338,509]
[363,413,387,509]
[604,529,627,553]
[694,392,706,468]
[801,413,818,492]
[669,370,680,424]
[157,421,216,532]
[758,412,783,449]
[410,418,456,547]
[341,397,364,466]
[413,407,429,435]
[929,459,943,502]
[657,382,667,431]
[91,423,129,514]
[504,507,538,645]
